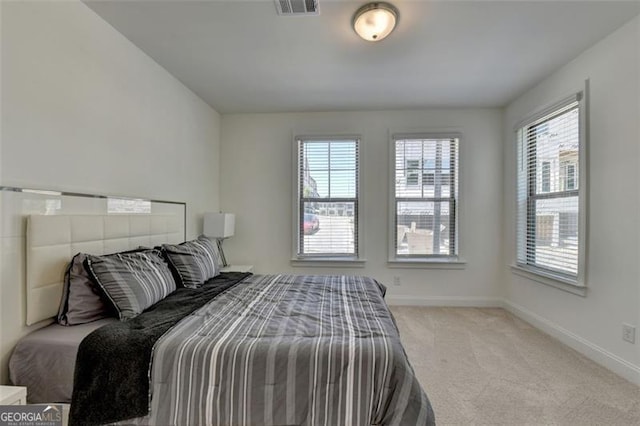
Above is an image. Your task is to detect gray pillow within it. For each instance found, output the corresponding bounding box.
[161,236,221,288]
[57,253,112,326]
[85,250,176,321]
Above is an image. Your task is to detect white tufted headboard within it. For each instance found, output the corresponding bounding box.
[26,214,182,325]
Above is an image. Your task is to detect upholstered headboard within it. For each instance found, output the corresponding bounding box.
[26,214,181,325]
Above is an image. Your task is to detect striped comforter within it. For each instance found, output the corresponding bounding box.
[143,274,434,425]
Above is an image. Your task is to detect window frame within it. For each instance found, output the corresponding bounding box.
[513,89,588,292]
[291,135,365,265]
[388,132,464,267]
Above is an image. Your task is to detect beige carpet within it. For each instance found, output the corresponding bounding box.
[390,306,640,425]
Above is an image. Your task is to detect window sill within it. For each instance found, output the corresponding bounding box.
[510,264,586,297]
[388,258,466,269]
[290,258,367,268]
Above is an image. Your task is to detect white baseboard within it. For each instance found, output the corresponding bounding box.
[386,296,503,307]
[503,299,640,386]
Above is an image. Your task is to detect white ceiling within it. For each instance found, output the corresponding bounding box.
[85,0,640,114]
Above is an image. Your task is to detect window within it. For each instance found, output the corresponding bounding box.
[541,161,551,193]
[406,159,420,186]
[392,136,459,260]
[295,137,360,258]
[562,162,577,190]
[516,93,585,285]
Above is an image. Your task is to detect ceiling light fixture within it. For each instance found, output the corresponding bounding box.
[352,2,399,42]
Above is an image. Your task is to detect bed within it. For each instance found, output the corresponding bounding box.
[9,318,116,403]
[10,214,435,426]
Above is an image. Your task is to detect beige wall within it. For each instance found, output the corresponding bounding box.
[0,1,221,383]
[220,109,504,305]
[502,16,640,384]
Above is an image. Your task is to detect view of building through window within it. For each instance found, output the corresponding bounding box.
[394,137,458,257]
[518,102,580,277]
[298,138,358,256]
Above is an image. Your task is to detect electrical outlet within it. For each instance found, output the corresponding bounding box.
[393,276,401,286]
[622,324,636,344]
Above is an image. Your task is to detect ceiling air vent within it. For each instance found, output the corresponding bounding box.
[275,0,319,16]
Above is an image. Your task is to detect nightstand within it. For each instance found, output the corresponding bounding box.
[221,265,254,273]
[0,385,27,405]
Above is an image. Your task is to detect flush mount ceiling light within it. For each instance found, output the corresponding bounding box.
[352,2,399,42]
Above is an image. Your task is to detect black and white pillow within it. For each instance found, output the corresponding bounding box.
[161,236,221,288]
[84,250,176,321]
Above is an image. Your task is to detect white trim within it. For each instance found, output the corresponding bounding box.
[577,79,590,287]
[387,258,466,269]
[391,131,463,141]
[291,136,299,260]
[385,296,502,307]
[511,264,587,297]
[503,300,640,386]
[388,131,396,262]
[513,90,583,131]
[290,258,366,268]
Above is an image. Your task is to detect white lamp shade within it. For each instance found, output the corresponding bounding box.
[353,2,398,42]
[203,213,235,238]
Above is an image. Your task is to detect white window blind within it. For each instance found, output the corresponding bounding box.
[516,98,583,281]
[392,137,458,259]
[296,138,359,257]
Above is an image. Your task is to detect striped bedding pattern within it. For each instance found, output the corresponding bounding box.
[143,274,434,425]
[85,250,176,320]
[162,237,221,288]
